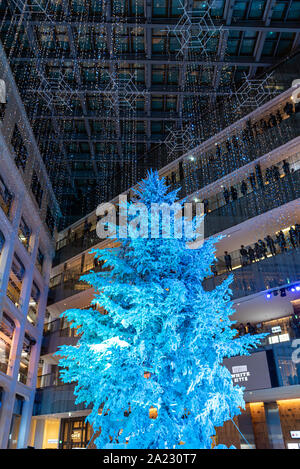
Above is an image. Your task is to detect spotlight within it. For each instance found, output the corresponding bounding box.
[296,286,300,291]
[280,288,286,297]
[291,287,296,292]
[266,293,271,299]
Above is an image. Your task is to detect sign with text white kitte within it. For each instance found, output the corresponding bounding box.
[223,351,272,391]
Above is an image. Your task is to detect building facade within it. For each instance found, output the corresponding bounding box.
[0,42,59,448]
[27,82,300,449]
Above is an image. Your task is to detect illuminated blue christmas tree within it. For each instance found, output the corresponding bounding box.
[57,170,264,449]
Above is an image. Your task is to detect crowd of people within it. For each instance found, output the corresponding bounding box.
[221,160,293,206]
[236,313,300,339]
[225,224,300,272]
[200,158,294,214]
[209,224,300,276]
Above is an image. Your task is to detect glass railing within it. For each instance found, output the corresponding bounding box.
[48,262,104,304]
[204,169,300,238]
[33,382,92,416]
[203,247,300,300]
[178,113,300,200]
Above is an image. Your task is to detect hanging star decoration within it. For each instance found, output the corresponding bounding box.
[164,0,223,58]
[10,0,54,23]
[102,70,146,114]
[234,72,278,109]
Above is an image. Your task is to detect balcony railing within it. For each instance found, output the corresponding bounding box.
[203,247,300,300]
[178,113,300,200]
[33,382,92,416]
[204,169,300,238]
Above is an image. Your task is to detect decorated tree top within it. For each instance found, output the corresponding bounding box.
[57,170,264,449]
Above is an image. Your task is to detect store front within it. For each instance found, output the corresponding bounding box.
[59,416,93,449]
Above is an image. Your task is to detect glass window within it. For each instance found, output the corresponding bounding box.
[0,174,13,217]
[46,206,55,235]
[36,248,44,274]
[18,334,35,385]
[240,32,257,56]
[287,1,300,20]
[11,125,28,171]
[31,171,43,208]
[249,0,266,19]
[18,217,31,251]
[232,1,248,19]
[271,1,288,20]
[153,0,167,17]
[276,33,295,57]
[0,313,15,374]
[28,281,40,326]
[7,254,25,308]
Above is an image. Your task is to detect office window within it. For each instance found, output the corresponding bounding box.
[277,32,295,57]
[11,125,28,171]
[261,32,279,57]
[31,171,43,208]
[0,229,5,254]
[0,174,13,216]
[36,248,44,274]
[240,31,257,56]
[7,254,25,308]
[0,313,15,375]
[271,1,288,20]
[46,206,55,235]
[18,217,31,251]
[287,1,300,20]
[18,334,35,385]
[232,1,248,19]
[28,281,41,326]
[153,0,167,17]
[227,31,242,56]
[248,0,266,19]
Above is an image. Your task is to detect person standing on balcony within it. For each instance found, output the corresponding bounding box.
[248,245,255,263]
[240,245,249,266]
[211,263,218,277]
[255,164,264,187]
[224,251,232,271]
[230,186,238,201]
[223,187,230,204]
[282,159,290,176]
[240,180,248,196]
[202,199,209,214]
[272,165,281,181]
[254,242,262,260]
[265,235,276,256]
[277,230,287,252]
[249,172,256,190]
[265,167,273,184]
[284,100,294,116]
[295,224,300,246]
[289,226,297,249]
[258,239,268,259]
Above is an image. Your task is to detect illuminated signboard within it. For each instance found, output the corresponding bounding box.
[223,351,272,391]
